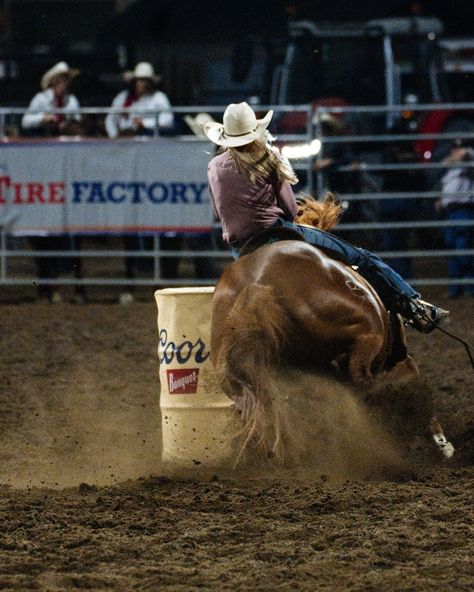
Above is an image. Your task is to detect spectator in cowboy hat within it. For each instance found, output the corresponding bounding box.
[21,61,81,136]
[105,61,174,138]
[105,62,176,303]
[21,61,85,303]
[184,112,215,138]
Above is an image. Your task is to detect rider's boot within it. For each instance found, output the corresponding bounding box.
[395,297,449,333]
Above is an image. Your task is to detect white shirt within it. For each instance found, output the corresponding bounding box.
[440,167,474,208]
[105,90,174,138]
[22,88,81,130]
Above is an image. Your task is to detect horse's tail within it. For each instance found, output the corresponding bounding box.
[214,283,293,465]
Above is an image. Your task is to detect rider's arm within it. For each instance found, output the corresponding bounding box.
[274,180,298,221]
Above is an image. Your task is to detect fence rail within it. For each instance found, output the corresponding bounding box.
[1,101,473,293]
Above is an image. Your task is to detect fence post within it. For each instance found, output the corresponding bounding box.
[153,234,162,280]
[306,104,314,196]
[315,107,324,197]
[0,228,7,281]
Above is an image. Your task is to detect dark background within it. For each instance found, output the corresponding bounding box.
[0,0,472,105]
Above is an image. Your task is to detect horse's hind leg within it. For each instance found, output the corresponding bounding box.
[348,334,385,383]
[430,417,455,459]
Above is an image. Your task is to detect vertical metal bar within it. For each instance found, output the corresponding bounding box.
[153,234,162,279]
[278,43,296,104]
[0,228,7,280]
[306,104,314,196]
[315,107,324,198]
[383,34,396,130]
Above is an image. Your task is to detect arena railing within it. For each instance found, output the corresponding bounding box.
[312,102,474,288]
[1,103,473,291]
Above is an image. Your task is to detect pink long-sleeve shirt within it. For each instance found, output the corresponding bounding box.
[207,149,298,245]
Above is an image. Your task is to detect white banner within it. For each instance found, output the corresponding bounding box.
[0,138,214,234]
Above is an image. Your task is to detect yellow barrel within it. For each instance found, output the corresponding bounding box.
[155,287,239,477]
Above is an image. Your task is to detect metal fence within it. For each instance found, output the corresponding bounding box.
[1,102,473,292]
[313,102,474,287]
[0,104,313,291]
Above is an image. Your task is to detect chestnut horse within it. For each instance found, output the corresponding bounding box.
[211,195,454,462]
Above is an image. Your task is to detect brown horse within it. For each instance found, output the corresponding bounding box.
[211,194,454,463]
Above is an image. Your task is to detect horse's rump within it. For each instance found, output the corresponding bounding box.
[212,240,390,382]
[211,240,399,463]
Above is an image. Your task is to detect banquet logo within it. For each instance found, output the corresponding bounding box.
[166,368,199,394]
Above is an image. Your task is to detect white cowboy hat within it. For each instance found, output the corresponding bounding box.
[122,70,134,83]
[132,62,161,83]
[312,110,344,132]
[203,102,273,147]
[41,62,79,90]
[184,112,215,137]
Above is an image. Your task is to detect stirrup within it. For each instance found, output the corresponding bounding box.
[398,297,449,334]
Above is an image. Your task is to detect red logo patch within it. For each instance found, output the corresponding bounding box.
[166,368,199,394]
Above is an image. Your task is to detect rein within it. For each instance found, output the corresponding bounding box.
[433,324,474,370]
[411,310,474,370]
[405,306,474,370]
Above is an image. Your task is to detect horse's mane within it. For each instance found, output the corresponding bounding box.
[294,192,343,231]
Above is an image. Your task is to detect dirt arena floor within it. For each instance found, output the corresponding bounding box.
[0,286,473,591]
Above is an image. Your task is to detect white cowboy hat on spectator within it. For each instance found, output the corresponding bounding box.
[122,70,134,83]
[41,62,79,90]
[312,110,344,132]
[184,112,215,137]
[132,62,161,83]
[203,102,273,147]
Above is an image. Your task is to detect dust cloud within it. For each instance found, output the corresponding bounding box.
[0,364,162,489]
[235,369,412,482]
[0,365,415,489]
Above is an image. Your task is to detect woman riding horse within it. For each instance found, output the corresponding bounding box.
[203,102,448,333]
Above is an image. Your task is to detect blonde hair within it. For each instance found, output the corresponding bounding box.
[225,138,298,186]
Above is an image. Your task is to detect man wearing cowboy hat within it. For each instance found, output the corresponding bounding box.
[105,62,176,303]
[105,62,174,138]
[22,62,81,135]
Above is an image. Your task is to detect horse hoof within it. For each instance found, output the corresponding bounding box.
[432,432,455,459]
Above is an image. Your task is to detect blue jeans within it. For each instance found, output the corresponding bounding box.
[231,219,419,309]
